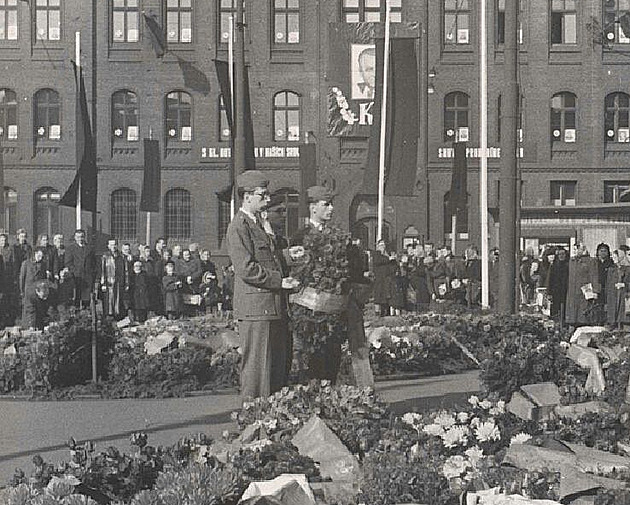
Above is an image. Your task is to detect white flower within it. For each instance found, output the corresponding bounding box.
[331,87,338,93]
[391,334,401,344]
[434,412,456,429]
[474,420,501,443]
[372,340,382,349]
[442,455,470,479]
[401,412,422,427]
[479,399,493,410]
[468,395,480,407]
[441,425,469,448]
[510,432,533,446]
[464,446,484,467]
[422,423,445,437]
[456,411,470,423]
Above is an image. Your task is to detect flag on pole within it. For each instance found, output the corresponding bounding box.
[364,38,419,196]
[143,12,166,58]
[449,141,468,214]
[60,63,97,212]
[176,55,210,95]
[140,139,161,212]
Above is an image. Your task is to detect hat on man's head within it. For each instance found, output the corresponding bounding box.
[237,170,269,191]
[307,185,335,203]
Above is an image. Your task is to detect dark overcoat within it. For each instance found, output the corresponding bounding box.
[565,255,600,325]
[65,242,96,302]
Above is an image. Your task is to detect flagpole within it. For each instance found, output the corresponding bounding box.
[228,14,235,220]
[377,0,391,242]
[75,31,82,230]
[146,127,153,246]
[480,0,489,308]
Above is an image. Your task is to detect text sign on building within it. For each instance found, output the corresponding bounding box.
[438,147,524,158]
[201,145,300,160]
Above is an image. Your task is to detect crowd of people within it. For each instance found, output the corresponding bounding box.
[0,229,235,330]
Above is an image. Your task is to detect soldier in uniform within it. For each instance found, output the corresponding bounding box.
[226,171,300,399]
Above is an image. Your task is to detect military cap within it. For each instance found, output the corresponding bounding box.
[307,185,335,203]
[237,170,269,191]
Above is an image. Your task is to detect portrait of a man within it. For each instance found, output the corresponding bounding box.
[351,44,376,100]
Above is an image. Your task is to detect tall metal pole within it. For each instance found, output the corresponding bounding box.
[228,15,235,220]
[422,0,429,242]
[377,0,391,242]
[498,0,519,314]
[480,0,489,308]
[75,31,82,231]
[233,0,246,210]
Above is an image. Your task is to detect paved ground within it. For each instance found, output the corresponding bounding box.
[0,370,480,485]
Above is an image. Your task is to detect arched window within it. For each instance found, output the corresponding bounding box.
[444,92,469,142]
[551,92,577,143]
[111,188,138,241]
[0,89,17,140]
[605,92,630,143]
[112,90,139,142]
[34,88,61,140]
[3,187,17,235]
[165,188,191,240]
[33,187,60,239]
[165,91,192,142]
[273,91,300,141]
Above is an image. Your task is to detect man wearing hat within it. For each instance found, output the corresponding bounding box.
[226,170,300,399]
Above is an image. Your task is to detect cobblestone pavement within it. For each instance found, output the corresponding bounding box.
[0,370,480,485]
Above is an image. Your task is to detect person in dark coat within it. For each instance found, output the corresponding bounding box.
[606,246,630,328]
[548,247,569,323]
[222,264,234,314]
[409,257,432,312]
[372,239,396,316]
[19,248,49,325]
[162,261,182,319]
[565,244,600,326]
[22,280,51,330]
[129,261,150,323]
[36,234,55,276]
[120,242,135,316]
[0,233,13,325]
[99,239,126,320]
[465,246,482,307]
[176,249,202,294]
[65,229,96,309]
[11,228,32,284]
[226,171,299,399]
[596,243,615,323]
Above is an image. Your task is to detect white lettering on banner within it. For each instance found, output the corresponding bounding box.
[358,102,374,125]
[437,147,524,159]
[200,145,301,159]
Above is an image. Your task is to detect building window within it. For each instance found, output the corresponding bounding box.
[34,89,61,141]
[3,187,16,235]
[496,0,523,45]
[112,0,139,43]
[603,0,630,44]
[550,92,577,143]
[604,181,630,202]
[165,188,191,240]
[112,90,139,142]
[0,0,18,40]
[166,0,192,44]
[342,0,402,23]
[218,0,245,45]
[444,91,469,142]
[165,91,192,142]
[35,0,61,41]
[33,187,60,239]
[444,0,470,45]
[605,92,630,143]
[111,188,138,241]
[274,0,299,44]
[219,94,230,142]
[273,91,300,142]
[551,181,576,206]
[550,0,577,45]
[443,191,468,236]
[0,88,17,140]
[218,198,230,247]
[497,94,524,143]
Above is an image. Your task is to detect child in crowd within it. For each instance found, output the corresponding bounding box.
[162,261,182,320]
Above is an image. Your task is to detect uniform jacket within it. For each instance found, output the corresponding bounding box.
[226,209,285,321]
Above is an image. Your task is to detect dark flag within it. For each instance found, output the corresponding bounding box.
[619,12,630,40]
[364,38,419,196]
[176,55,210,95]
[143,13,166,58]
[299,142,317,221]
[449,141,468,214]
[0,142,4,231]
[60,63,97,213]
[140,139,161,212]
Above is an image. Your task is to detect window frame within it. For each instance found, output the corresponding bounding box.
[0,88,18,140]
[550,180,577,206]
[34,88,61,142]
[605,92,630,143]
[0,0,18,41]
[33,186,61,239]
[273,90,301,142]
[273,0,300,45]
[110,187,138,242]
[443,0,471,46]
[604,180,630,203]
[495,0,524,46]
[550,91,577,144]
[111,89,139,143]
[550,0,578,45]
[3,186,17,235]
[111,0,140,45]
[166,0,193,45]
[443,91,470,142]
[165,90,193,143]
[341,0,402,23]
[218,0,246,47]
[603,0,630,45]
[34,0,62,42]
[164,187,192,241]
